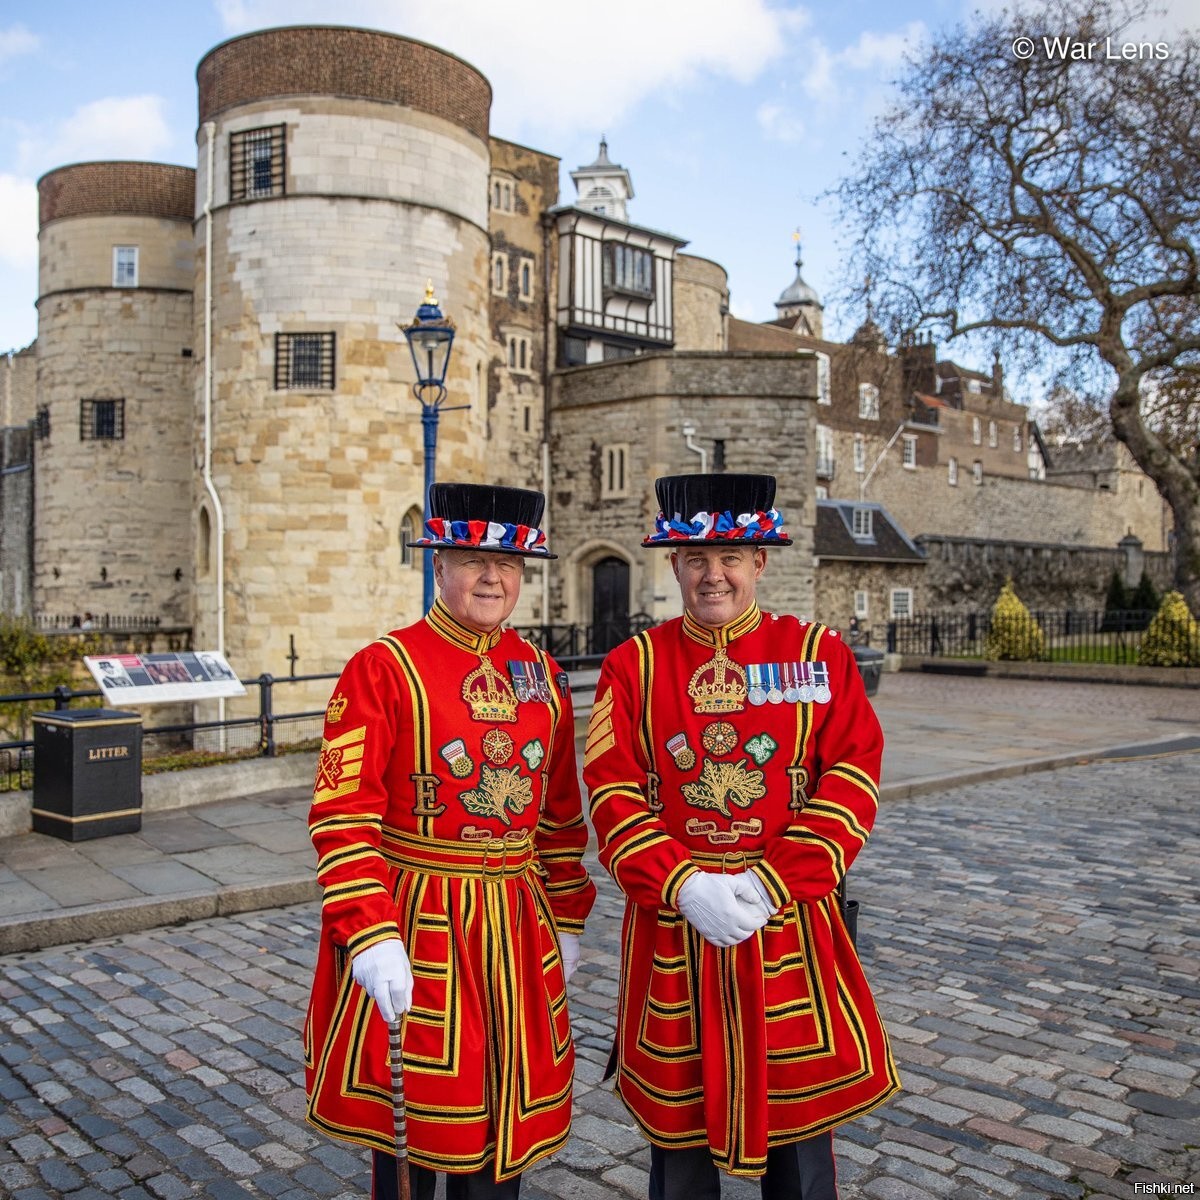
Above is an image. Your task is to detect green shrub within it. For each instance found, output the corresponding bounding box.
[1137,591,1200,667]
[984,581,1046,661]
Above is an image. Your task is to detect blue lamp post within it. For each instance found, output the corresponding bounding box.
[402,282,458,613]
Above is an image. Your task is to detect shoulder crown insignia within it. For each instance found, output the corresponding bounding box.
[687,648,747,714]
[325,692,349,723]
[462,657,518,723]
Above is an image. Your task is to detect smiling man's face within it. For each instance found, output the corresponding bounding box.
[671,545,767,628]
[433,549,524,632]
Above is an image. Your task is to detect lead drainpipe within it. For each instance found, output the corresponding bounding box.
[682,421,707,472]
[201,121,228,735]
[859,420,907,500]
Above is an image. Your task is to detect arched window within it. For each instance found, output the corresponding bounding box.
[399,506,423,569]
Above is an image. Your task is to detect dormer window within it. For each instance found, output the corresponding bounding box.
[603,243,654,299]
[851,506,874,540]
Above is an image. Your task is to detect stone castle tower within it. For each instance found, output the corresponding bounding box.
[193,27,499,677]
[34,162,196,621]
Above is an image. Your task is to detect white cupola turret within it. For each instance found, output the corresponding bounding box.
[570,138,634,222]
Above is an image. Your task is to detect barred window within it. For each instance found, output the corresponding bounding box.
[231,126,286,201]
[275,332,335,390]
[602,243,654,299]
[80,399,124,441]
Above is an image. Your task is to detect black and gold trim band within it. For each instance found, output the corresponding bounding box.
[682,602,762,649]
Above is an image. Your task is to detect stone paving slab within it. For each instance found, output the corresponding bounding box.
[1,751,1197,1199]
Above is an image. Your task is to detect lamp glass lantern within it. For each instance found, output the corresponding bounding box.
[401,282,458,615]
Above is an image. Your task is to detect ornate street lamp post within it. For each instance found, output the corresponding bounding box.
[402,283,458,612]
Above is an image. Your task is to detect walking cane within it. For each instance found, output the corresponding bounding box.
[388,1017,411,1200]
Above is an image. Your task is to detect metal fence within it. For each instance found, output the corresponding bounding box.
[0,672,338,793]
[512,614,656,667]
[884,609,1182,663]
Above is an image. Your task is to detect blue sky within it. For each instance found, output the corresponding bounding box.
[0,0,1189,398]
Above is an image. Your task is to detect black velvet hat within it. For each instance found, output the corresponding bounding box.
[642,473,792,547]
[408,483,555,557]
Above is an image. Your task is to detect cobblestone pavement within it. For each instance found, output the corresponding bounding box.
[2,752,1197,1200]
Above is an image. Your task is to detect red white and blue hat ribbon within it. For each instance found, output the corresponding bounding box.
[413,517,551,557]
[643,507,790,545]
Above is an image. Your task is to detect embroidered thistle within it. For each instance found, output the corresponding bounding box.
[459,763,533,826]
[681,757,766,818]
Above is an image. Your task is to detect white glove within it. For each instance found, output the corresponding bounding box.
[728,870,776,919]
[558,932,581,983]
[351,939,414,1022]
[677,872,770,947]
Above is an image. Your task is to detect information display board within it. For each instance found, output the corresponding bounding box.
[84,651,247,705]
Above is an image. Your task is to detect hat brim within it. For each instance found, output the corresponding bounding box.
[407,541,557,559]
[641,537,792,549]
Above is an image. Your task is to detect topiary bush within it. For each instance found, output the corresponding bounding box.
[1137,591,1200,667]
[984,580,1046,661]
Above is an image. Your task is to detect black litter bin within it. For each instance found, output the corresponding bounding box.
[32,709,143,841]
[852,646,885,697]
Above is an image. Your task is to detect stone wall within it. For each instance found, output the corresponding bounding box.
[0,426,32,615]
[914,534,1173,612]
[549,352,817,626]
[858,454,1170,552]
[814,558,926,638]
[2,344,37,425]
[33,290,194,622]
[673,255,728,352]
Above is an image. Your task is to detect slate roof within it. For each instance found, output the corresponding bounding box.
[814,500,926,563]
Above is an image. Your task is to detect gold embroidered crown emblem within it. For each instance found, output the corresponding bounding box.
[462,658,518,723]
[325,692,349,723]
[687,648,747,714]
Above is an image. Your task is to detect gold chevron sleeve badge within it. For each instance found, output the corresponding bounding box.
[583,686,616,767]
[314,724,367,804]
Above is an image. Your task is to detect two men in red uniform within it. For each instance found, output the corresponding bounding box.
[584,473,899,1199]
[304,484,596,1199]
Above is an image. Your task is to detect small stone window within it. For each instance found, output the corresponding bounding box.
[973,459,983,484]
[519,259,534,301]
[853,434,866,474]
[506,334,531,374]
[948,456,958,486]
[492,253,508,296]
[816,353,831,405]
[602,444,628,499]
[972,416,982,444]
[901,435,917,469]
[1013,427,1022,453]
[988,420,998,448]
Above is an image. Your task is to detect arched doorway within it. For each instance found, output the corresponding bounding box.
[591,556,630,654]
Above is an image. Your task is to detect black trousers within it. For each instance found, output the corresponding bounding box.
[372,1151,522,1200]
[648,1133,838,1200]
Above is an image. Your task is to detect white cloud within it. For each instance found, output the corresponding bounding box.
[0,174,37,268]
[0,24,39,65]
[802,20,925,98]
[17,96,171,176]
[757,101,805,143]
[215,0,810,134]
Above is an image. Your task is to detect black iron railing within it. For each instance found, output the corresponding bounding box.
[884,609,1184,663]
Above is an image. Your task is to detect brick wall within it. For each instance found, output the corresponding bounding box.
[198,27,491,143]
[39,163,194,225]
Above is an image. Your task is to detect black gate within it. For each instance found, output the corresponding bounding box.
[591,557,631,654]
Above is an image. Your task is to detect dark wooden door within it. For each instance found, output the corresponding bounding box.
[591,557,630,654]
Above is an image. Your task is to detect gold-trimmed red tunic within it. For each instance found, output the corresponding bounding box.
[584,604,899,1176]
[304,602,596,1180]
